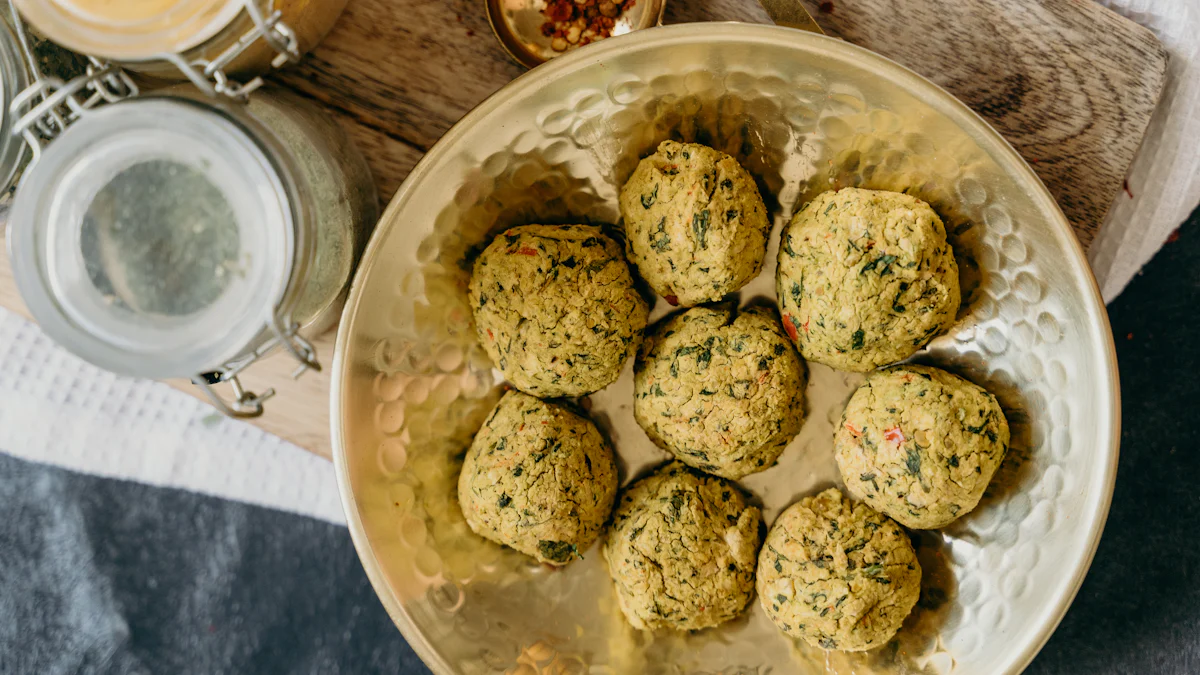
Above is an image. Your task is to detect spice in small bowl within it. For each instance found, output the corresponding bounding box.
[485,0,665,69]
[541,0,635,52]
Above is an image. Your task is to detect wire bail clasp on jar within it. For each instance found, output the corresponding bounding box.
[7,0,303,154]
[5,3,138,158]
[162,0,303,102]
[193,312,323,419]
[7,0,300,153]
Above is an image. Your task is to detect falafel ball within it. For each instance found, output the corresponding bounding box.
[776,188,960,372]
[757,488,921,651]
[834,365,1010,529]
[634,304,806,479]
[620,141,771,306]
[469,224,649,397]
[603,462,763,631]
[458,391,618,565]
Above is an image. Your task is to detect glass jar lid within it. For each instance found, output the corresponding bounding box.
[8,96,295,380]
[13,0,244,61]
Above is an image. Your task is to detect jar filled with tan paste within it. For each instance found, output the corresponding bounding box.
[7,85,378,416]
[12,0,347,79]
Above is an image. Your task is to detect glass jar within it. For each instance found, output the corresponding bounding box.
[7,85,378,416]
[12,0,349,80]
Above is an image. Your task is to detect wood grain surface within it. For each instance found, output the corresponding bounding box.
[792,0,1168,250]
[0,0,1166,458]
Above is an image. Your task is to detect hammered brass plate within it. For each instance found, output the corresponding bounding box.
[332,24,1119,675]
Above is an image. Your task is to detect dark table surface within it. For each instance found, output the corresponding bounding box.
[2,208,1198,675]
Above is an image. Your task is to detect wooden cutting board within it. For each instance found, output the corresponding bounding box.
[0,0,1166,459]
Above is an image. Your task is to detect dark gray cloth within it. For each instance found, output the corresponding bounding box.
[0,458,421,674]
[1,208,1197,675]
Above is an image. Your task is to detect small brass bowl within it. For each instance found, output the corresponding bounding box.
[485,0,666,69]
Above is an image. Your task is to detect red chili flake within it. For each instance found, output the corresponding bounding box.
[819,1,835,13]
[802,319,810,333]
[544,0,573,23]
[541,0,629,50]
[1126,332,1133,340]
[884,426,906,444]
[1123,179,1134,199]
[844,422,862,437]
[664,294,680,306]
[782,314,798,340]
[486,329,494,340]
[1166,228,1181,244]
[512,247,538,256]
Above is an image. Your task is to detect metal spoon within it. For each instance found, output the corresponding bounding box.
[486,0,822,70]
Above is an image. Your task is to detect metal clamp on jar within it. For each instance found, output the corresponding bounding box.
[5,2,378,418]
[13,0,349,97]
[0,6,95,207]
